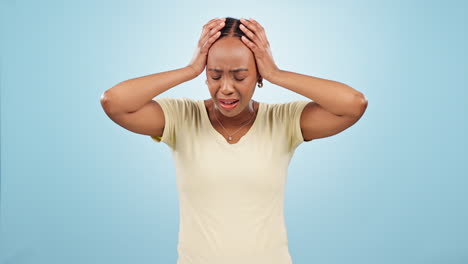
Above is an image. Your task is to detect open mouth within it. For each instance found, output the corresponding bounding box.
[219,100,240,109]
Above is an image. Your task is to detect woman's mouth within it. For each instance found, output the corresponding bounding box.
[219,99,240,110]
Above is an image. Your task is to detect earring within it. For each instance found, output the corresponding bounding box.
[257,82,263,88]
[205,79,208,85]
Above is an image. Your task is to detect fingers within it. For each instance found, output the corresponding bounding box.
[200,19,221,40]
[248,18,269,45]
[239,18,269,47]
[200,30,221,52]
[205,17,220,25]
[199,18,225,47]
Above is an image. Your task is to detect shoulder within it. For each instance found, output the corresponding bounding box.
[154,97,199,110]
[152,97,201,123]
[263,100,309,118]
[154,96,196,104]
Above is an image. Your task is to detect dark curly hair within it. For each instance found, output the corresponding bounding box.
[211,17,260,78]
[218,17,247,39]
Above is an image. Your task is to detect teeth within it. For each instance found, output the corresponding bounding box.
[222,100,237,105]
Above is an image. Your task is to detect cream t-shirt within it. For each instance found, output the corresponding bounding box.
[151,97,310,264]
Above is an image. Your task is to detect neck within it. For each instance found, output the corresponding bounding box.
[212,100,256,127]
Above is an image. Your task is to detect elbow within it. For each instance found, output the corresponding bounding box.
[343,92,367,117]
[353,92,368,117]
[100,90,118,115]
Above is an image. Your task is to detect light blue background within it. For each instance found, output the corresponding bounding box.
[1,0,467,263]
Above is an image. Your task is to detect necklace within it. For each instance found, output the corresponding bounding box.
[213,102,257,141]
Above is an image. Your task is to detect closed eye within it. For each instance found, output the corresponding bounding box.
[211,76,245,81]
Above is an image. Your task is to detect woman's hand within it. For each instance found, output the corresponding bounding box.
[188,17,226,76]
[239,18,280,82]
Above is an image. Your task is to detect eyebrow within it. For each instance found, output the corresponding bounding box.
[207,68,248,73]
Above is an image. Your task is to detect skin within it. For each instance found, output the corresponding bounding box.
[102,17,367,143]
[199,17,367,142]
[204,36,262,128]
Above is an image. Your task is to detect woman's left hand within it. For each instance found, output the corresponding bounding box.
[239,18,280,82]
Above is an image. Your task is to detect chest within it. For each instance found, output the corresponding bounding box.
[210,123,254,144]
[173,132,293,192]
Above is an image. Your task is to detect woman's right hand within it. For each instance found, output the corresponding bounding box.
[188,17,226,76]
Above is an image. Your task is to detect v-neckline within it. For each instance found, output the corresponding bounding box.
[198,99,263,146]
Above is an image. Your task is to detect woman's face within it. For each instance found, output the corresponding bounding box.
[206,37,259,118]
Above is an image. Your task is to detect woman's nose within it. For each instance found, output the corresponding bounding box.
[220,78,234,92]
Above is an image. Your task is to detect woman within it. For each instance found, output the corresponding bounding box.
[101,17,367,264]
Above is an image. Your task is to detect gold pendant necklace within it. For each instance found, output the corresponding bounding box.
[214,102,256,141]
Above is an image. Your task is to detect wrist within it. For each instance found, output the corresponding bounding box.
[185,65,200,80]
[267,69,283,85]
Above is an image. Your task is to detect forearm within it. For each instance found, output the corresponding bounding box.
[269,69,366,117]
[102,66,197,114]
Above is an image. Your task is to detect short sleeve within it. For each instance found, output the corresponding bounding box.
[276,100,310,152]
[150,97,190,150]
